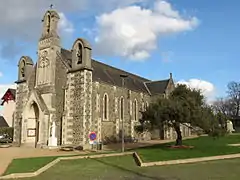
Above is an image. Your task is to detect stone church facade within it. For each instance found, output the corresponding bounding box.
[13,9,191,149]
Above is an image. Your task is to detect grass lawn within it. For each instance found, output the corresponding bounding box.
[3,135,240,177]
[4,156,57,175]
[135,134,240,162]
[20,155,240,180]
[3,151,116,175]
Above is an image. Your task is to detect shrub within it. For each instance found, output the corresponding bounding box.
[208,127,227,138]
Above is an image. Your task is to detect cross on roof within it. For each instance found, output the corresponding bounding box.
[50,4,53,9]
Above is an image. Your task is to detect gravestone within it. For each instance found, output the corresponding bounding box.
[227,120,235,134]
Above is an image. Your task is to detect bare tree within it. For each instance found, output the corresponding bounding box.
[212,97,235,117]
[227,81,240,117]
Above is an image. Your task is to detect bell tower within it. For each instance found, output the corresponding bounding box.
[36,8,61,87]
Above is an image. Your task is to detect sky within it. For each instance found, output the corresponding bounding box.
[0,0,240,106]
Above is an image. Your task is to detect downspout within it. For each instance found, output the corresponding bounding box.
[60,86,66,146]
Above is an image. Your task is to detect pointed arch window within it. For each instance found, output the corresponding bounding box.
[120,97,124,120]
[103,94,108,120]
[133,99,138,121]
[76,43,83,64]
[20,60,25,78]
[47,14,51,34]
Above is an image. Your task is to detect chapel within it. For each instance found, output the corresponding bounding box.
[13,9,191,149]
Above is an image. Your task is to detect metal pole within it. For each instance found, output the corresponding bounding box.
[121,77,125,153]
[120,74,128,153]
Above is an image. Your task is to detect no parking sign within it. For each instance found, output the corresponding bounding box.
[89,132,97,141]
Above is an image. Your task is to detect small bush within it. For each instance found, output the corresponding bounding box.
[208,128,227,138]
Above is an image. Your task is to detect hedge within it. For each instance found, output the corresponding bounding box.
[0,127,14,138]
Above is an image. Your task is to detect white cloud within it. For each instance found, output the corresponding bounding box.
[177,79,216,102]
[58,12,75,36]
[94,0,198,60]
[0,72,3,78]
[0,0,146,60]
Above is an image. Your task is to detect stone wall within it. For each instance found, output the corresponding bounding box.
[92,81,151,144]
[165,78,175,96]
[54,54,68,145]
[66,69,93,148]
[13,83,29,144]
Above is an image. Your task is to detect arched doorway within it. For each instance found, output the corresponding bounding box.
[32,102,40,148]
[23,101,40,148]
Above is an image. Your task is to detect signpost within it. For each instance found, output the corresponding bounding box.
[89,132,97,141]
[89,132,97,150]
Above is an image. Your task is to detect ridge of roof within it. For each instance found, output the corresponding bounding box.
[145,79,170,84]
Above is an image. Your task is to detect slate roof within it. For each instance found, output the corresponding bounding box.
[145,80,170,95]
[0,116,9,127]
[60,48,171,95]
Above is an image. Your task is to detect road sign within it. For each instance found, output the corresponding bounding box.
[89,132,97,141]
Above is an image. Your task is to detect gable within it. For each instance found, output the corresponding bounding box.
[1,89,16,106]
[145,79,170,95]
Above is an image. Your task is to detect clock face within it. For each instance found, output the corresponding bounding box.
[38,50,50,68]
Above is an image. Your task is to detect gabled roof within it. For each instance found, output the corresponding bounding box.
[0,116,9,127]
[145,79,170,95]
[1,88,16,105]
[60,48,172,95]
[1,89,16,100]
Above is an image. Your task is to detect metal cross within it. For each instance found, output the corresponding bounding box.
[50,4,53,9]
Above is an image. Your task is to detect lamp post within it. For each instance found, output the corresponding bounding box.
[120,74,128,153]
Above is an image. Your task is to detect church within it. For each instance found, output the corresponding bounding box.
[13,9,191,149]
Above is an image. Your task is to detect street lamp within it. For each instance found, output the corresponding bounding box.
[120,74,128,153]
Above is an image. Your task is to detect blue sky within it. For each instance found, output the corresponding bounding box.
[0,0,239,102]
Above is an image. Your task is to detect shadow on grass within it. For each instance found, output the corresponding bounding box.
[126,142,174,152]
[127,137,210,152]
[92,158,175,180]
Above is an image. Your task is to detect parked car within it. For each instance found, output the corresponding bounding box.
[0,133,13,144]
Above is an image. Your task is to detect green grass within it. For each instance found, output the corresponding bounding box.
[20,155,240,180]
[4,156,58,175]
[135,135,240,162]
[3,151,116,175]
[4,135,240,177]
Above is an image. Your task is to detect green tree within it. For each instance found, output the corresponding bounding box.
[139,84,218,146]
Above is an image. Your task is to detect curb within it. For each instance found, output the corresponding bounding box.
[2,151,240,179]
[0,152,133,179]
[134,153,240,167]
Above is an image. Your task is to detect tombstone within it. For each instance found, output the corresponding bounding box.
[227,120,235,134]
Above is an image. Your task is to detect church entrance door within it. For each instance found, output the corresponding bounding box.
[24,102,40,148]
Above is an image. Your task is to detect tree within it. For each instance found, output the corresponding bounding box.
[227,81,240,117]
[139,84,218,146]
[212,98,234,117]
[212,98,234,129]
